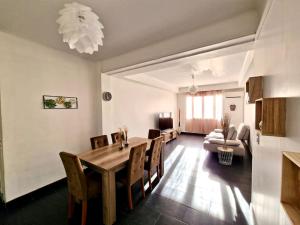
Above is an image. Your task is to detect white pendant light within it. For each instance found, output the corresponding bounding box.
[56,2,104,54]
[188,74,198,95]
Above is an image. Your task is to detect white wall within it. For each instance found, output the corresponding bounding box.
[0,100,4,198]
[0,32,99,202]
[223,91,244,127]
[177,93,187,132]
[245,0,300,224]
[101,74,177,139]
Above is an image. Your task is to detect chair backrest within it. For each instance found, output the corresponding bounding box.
[148,136,164,168]
[111,132,122,144]
[59,152,87,200]
[90,135,109,149]
[128,143,147,186]
[148,129,161,139]
[227,125,237,140]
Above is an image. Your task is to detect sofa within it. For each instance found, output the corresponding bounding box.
[203,123,250,156]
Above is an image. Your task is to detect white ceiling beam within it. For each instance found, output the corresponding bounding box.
[105,35,255,78]
[178,82,242,93]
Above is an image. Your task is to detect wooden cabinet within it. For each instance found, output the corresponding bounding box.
[162,129,177,143]
[246,76,263,103]
[255,98,286,136]
[281,152,300,224]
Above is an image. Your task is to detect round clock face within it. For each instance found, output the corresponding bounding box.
[102,92,112,101]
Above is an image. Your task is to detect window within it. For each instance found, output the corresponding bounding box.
[204,96,213,119]
[186,94,223,120]
[193,96,202,119]
[186,96,193,119]
[215,94,223,120]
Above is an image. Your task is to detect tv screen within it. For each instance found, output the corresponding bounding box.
[159,117,173,130]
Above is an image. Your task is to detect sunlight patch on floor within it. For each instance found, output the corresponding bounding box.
[226,185,237,221]
[234,187,251,225]
[209,182,225,221]
[153,142,250,224]
[164,144,185,171]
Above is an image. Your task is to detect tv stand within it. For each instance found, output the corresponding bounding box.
[161,129,177,143]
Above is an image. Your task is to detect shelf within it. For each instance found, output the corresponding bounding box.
[255,98,286,137]
[284,152,300,168]
[255,99,262,130]
[161,129,177,143]
[246,76,263,104]
[281,151,300,224]
[281,203,300,225]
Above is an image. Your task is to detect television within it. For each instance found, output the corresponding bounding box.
[158,112,173,130]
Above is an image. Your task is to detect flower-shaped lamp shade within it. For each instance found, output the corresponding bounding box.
[56,2,104,54]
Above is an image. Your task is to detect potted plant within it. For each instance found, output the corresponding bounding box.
[118,126,129,149]
[221,113,231,149]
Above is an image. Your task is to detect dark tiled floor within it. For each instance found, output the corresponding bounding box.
[0,134,252,225]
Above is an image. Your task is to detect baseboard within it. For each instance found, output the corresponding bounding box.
[2,178,67,208]
[181,132,206,136]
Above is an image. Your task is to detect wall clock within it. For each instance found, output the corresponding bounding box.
[102,91,112,101]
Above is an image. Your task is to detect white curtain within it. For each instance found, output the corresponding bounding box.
[185,91,223,134]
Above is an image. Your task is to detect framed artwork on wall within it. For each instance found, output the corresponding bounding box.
[230,104,236,111]
[43,95,78,109]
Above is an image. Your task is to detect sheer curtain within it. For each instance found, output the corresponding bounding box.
[185,91,223,134]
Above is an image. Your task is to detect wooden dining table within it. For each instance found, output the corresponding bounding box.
[77,137,153,225]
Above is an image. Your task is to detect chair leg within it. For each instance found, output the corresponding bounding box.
[148,170,152,191]
[157,166,161,181]
[68,193,74,219]
[128,185,133,210]
[81,200,88,225]
[141,178,145,198]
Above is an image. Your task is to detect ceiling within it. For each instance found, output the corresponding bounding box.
[124,51,248,92]
[0,0,258,61]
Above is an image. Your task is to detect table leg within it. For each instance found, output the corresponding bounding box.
[159,142,165,177]
[102,170,116,225]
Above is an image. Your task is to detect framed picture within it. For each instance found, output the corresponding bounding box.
[230,104,236,111]
[43,95,78,109]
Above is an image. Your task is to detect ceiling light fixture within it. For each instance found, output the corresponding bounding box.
[56,2,104,54]
[188,74,198,95]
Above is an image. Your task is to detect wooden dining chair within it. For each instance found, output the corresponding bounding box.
[59,152,101,225]
[144,136,163,191]
[111,132,122,144]
[119,143,147,210]
[148,129,161,139]
[90,135,109,149]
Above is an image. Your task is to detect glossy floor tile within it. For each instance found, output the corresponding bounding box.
[0,134,252,225]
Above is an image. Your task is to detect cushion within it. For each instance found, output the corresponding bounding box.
[237,124,250,140]
[205,132,224,140]
[214,129,223,133]
[208,138,240,146]
[208,125,237,140]
[227,125,237,140]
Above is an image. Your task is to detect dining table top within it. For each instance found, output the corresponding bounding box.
[77,137,152,172]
